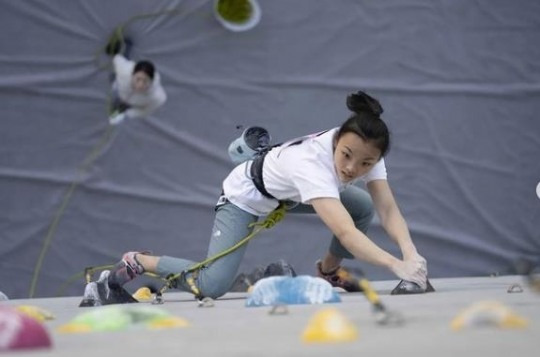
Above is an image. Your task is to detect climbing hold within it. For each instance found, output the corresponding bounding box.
[391,279,435,295]
[302,308,359,343]
[450,300,529,331]
[246,276,341,307]
[0,306,52,351]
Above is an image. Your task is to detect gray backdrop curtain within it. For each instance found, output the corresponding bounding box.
[1,0,539,299]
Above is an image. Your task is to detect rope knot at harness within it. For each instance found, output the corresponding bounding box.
[249,204,287,229]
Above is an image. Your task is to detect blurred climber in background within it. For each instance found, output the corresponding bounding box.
[104,37,167,125]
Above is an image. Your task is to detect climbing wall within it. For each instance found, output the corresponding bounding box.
[1,0,539,298]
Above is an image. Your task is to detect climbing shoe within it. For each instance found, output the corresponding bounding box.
[79,270,138,307]
[316,260,364,292]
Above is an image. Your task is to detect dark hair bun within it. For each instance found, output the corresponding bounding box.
[346,91,384,116]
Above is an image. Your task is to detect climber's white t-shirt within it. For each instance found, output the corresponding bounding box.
[222,128,387,216]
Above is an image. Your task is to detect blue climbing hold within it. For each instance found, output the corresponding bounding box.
[245,275,341,307]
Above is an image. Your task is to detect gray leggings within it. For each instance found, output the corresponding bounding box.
[157,185,374,299]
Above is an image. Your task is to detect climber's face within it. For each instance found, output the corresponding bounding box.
[131,71,152,93]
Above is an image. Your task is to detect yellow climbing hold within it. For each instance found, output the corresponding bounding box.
[302,308,359,343]
[450,300,529,331]
[16,305,55,322]
[133,286,153,301]
[57,323,92,334]
[147,317,190,329]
